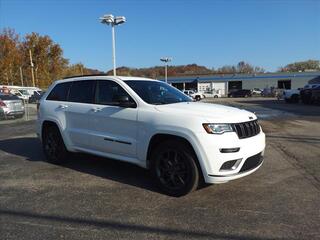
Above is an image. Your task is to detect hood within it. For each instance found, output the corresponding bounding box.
[154,102,256,123]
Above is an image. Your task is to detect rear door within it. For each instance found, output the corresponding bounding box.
[88,80,138,160]
[66,80,96,149]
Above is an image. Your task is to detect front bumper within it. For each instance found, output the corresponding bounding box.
[194,129,266,184]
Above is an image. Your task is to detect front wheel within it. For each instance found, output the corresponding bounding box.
[151,140,200,197]
[195,95,201,101]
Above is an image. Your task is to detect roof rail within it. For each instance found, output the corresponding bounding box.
[63,74,109,79]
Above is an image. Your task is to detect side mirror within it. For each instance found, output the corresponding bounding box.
[116,95,136,108]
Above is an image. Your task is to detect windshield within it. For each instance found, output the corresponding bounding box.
[19,89,29,95]
[125,80,192,105]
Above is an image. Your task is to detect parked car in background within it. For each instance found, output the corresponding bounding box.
[202,90,221,98]
[251,88,262,95]
[0,93,25,119]
[301,84,320,104]
[183,90,196,97]
[37,76,265,196]
[282,89,301,103]
[228,89,252,98]
[29,91,45,103]
[11,89,30,101]
[183,90,204,101]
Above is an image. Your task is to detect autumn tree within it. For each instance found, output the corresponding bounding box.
[19,32,69,88]
[215,61,265,74]
[0,28,22,85]
[279,60,320,72]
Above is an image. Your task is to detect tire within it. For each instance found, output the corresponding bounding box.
[195,95,201,101]
[42,125,69,164]
[150,140,200,197]
[15,114,24,119]
[291,94,299,103]
[214,95,218,98]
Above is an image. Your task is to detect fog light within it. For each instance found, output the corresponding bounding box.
[220,158,242,171]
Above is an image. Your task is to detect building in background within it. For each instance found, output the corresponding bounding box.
[161,71,320,96]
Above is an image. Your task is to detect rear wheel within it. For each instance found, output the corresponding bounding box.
[42,125,69,164]
[15,114,24,119]
[291,94,299,103]
[151,140,200,197]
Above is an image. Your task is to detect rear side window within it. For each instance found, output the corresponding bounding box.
[47,82,72,101]
[68,80,96,103]
[0,94,20,100]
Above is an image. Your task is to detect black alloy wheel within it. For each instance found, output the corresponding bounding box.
[151,140,199,197]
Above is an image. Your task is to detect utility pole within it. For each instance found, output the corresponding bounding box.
[100,14,126,76]
[19,67,24,86]
[160,57,172,83]
[29,50,35,87]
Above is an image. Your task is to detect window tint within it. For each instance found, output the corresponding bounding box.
[95,80,135,106]
[0,94,20,100]
[68,80,95,103]
[47,82,72,101]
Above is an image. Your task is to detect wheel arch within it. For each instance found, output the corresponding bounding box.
[41,120,61,140]
[146,133,205,178]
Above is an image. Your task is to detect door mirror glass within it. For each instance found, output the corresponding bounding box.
[115,95,136,108]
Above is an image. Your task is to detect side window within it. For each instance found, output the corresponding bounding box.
[68,80,96,103]
[47,82,72,101]
[95,80,135,106]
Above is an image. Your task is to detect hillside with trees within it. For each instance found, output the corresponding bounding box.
[106,61,266,78]
[1,28,319,88]
[279,60,320,72]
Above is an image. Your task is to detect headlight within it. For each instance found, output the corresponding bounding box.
[203,123,234,134]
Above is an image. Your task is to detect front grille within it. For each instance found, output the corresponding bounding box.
[231,120,260,139]
[239,152,263,173]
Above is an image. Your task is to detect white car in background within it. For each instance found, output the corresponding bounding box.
[183,90,205,101]
[37,76,265,196]
[251,88,263,95]
[202,90,221,98]
[282,89,301,103]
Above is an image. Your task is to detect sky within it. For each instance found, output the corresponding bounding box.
[1,0,319,72]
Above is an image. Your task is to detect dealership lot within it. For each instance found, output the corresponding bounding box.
[0,98,319,240]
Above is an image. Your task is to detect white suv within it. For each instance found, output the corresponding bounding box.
[37,76,265,196]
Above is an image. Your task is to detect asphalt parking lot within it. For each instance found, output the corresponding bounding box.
[0,98,319,240]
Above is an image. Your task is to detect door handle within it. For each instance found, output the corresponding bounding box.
[59,104,68,109]
[92,107,102,112]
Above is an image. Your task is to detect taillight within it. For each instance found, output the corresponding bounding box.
[0,101,6,107]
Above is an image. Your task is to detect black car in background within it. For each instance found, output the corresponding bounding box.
[228,89,252,98]
[28,91,45,103]
[301,85,320,104]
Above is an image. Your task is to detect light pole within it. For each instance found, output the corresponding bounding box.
[160,57,172,83]
[100,14,126,76]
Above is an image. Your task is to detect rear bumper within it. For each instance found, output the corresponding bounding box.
[3,110,25,116]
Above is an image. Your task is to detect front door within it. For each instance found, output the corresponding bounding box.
[88,80,138,161]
